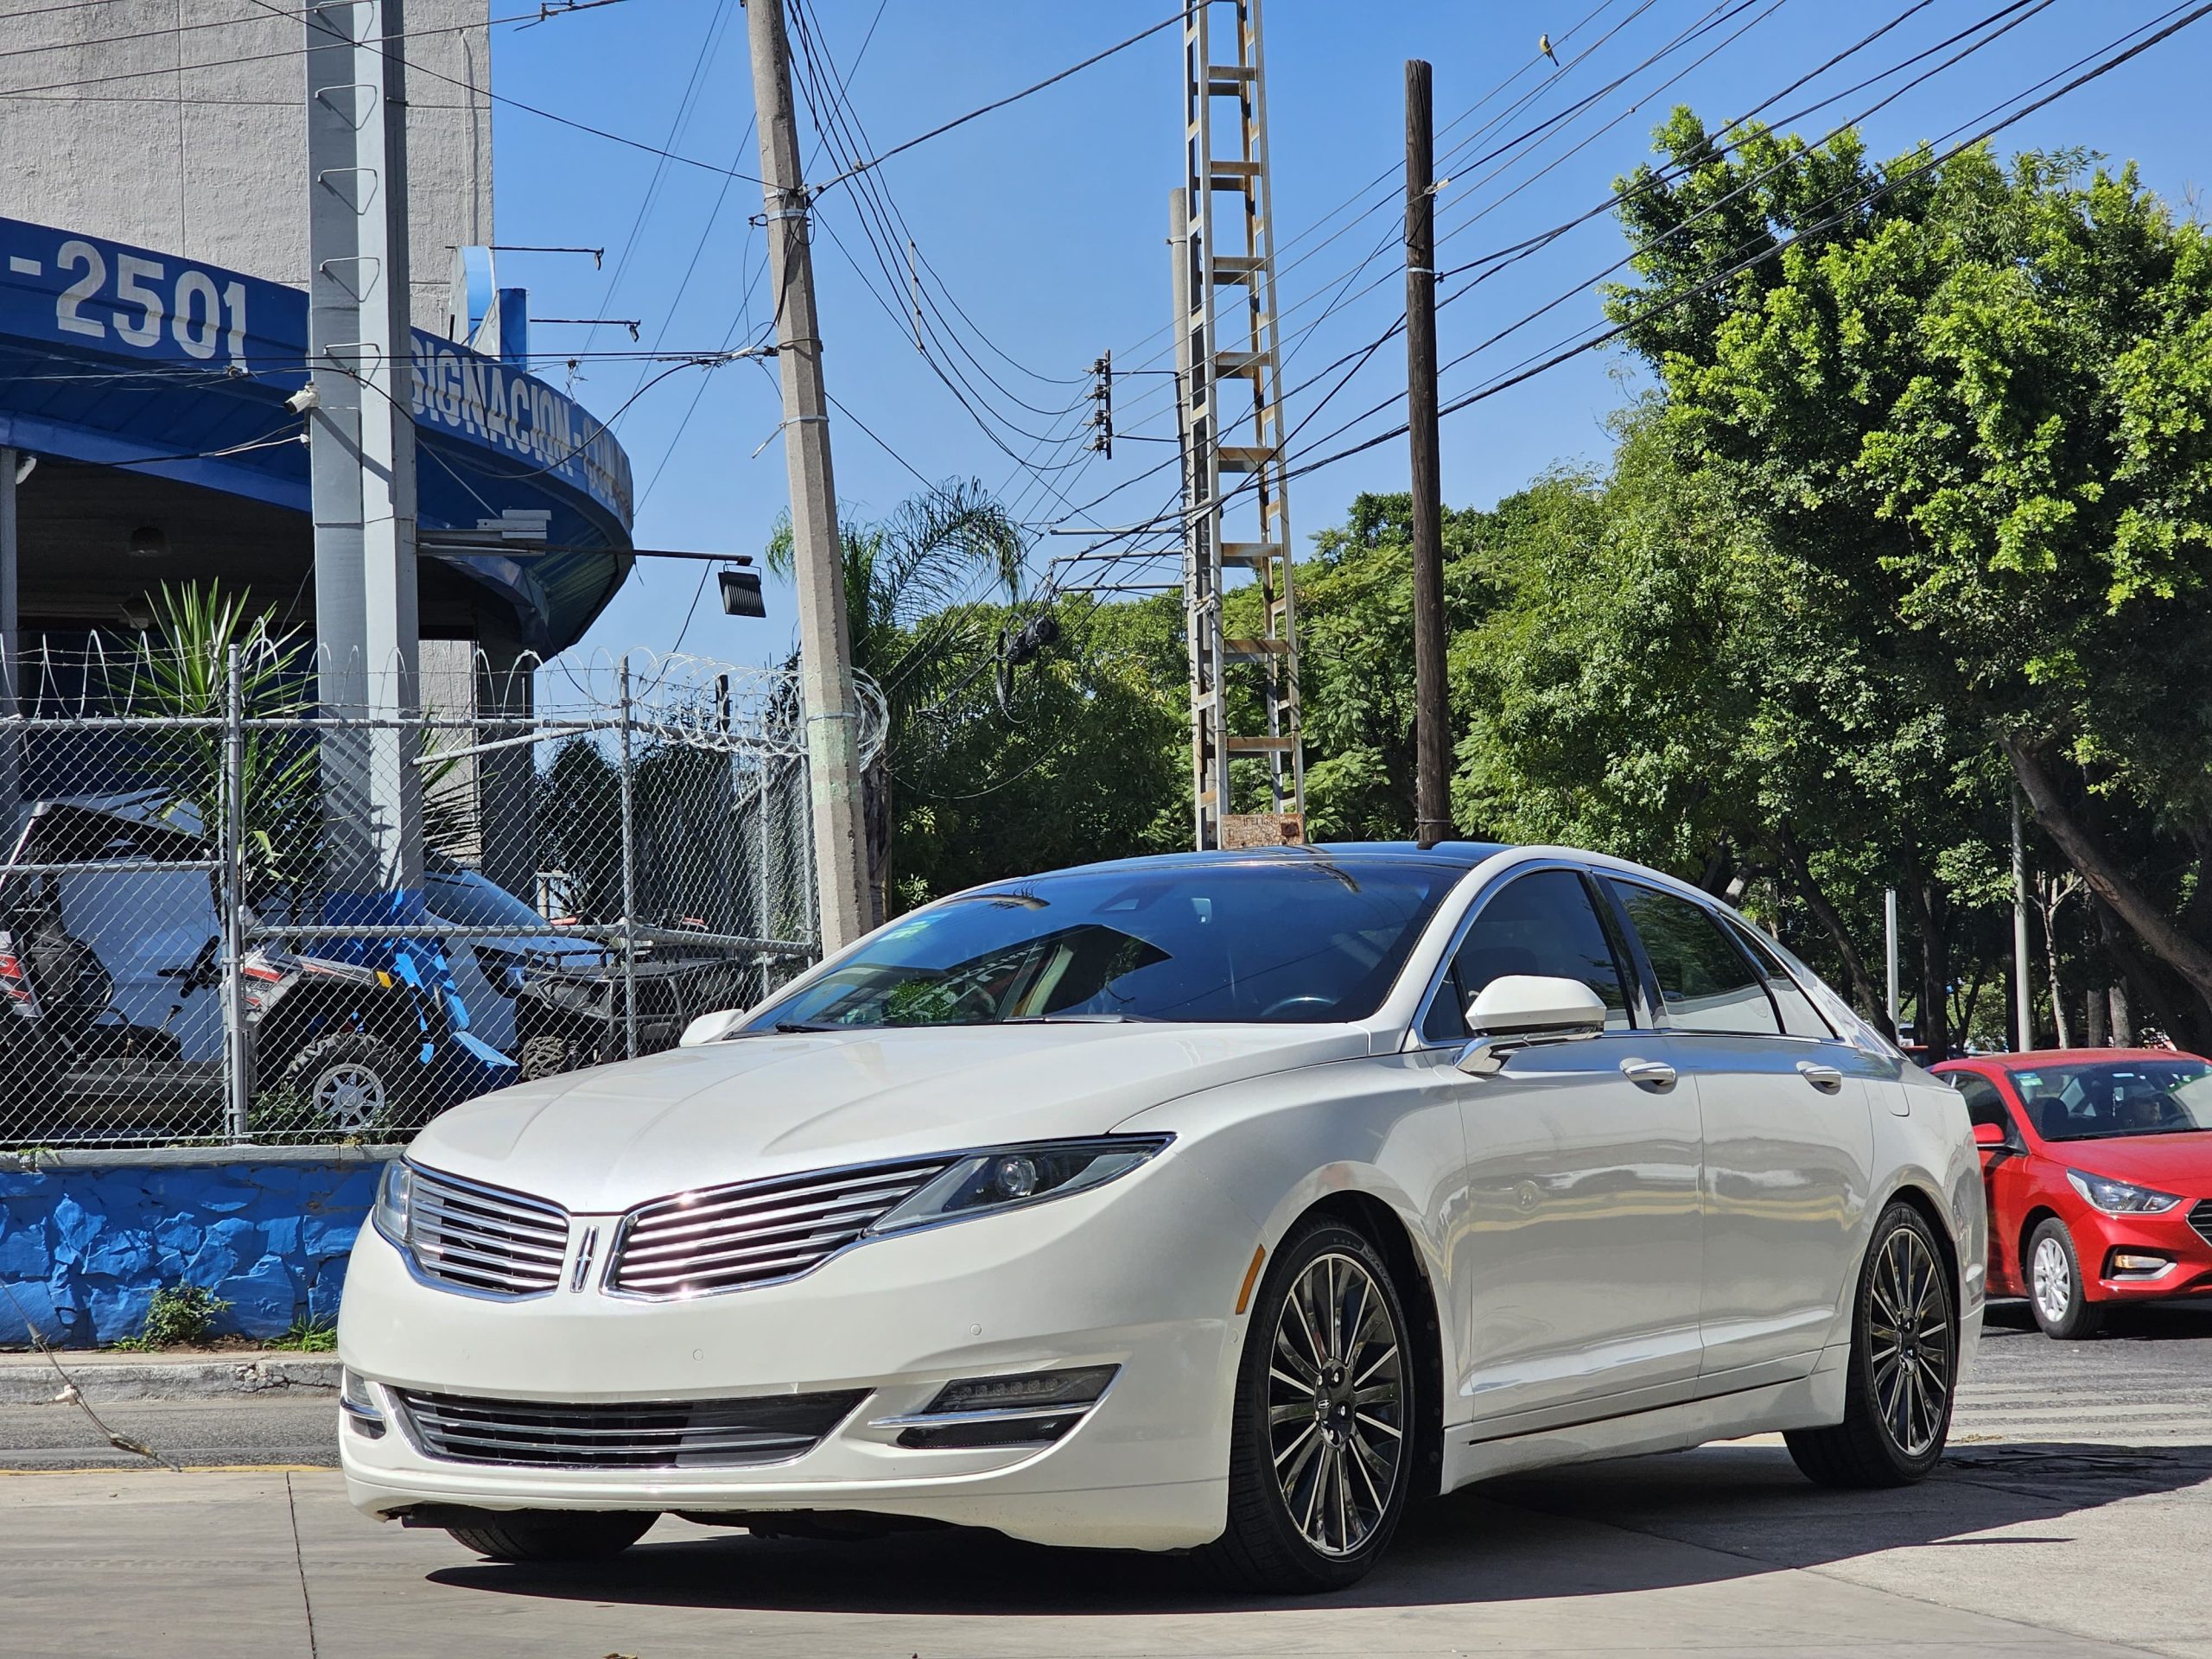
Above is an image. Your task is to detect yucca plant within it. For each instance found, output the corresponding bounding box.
[124,582,320,903]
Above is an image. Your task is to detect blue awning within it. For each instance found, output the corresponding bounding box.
[0,214,635,655]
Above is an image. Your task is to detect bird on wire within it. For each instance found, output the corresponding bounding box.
[1539,32,1558,65]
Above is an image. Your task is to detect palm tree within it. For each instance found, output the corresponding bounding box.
[766,480,1026,925]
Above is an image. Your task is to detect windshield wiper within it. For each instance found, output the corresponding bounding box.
[1000,1012,1157,1024]
[772,1020,850,1033]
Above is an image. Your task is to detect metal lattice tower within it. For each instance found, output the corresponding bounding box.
[1173,0,1303,850]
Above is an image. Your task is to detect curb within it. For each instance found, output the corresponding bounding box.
[0,1353,339,1405]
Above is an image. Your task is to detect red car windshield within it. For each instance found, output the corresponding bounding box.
[2009,1058,2212,1141]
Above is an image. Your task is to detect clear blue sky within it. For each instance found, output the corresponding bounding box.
[486,1,2209,674]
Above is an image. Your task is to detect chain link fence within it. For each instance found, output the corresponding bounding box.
[0,639,870,1149]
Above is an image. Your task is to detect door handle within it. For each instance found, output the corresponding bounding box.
[1797,1060,1845,1093]
[1620,1056,1677,1090]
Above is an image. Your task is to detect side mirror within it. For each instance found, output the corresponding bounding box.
[1972,1120,2018,1160]
[1457,976,1606,1076]
[678,1007,748,1047]
[1467,975,1608,1037]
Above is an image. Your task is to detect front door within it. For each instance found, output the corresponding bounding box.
[1427,868,1705,1425]
[1607,880,1877,1382]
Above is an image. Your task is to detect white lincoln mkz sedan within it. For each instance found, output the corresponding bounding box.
[338,842,1984,1592]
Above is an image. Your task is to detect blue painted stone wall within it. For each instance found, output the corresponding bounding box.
[0,1161,386,1348]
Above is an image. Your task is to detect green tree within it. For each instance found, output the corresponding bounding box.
[1608,112,2212,1041]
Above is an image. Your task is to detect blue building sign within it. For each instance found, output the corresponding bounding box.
[0,214,634,653]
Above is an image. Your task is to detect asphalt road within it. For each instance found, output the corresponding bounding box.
[0,1300,2205,1658]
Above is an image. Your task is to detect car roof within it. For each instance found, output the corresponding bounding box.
[1012,841,1516,882]
[1936,1048,2210,1071]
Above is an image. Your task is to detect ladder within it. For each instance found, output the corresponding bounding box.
[1173,0,1303,851]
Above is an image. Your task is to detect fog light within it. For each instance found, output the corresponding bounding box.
[927,1365,1117,1415]
[2110,1252,2171,1275]
[880,1364,1118,1450]
[340,1369,386,1440]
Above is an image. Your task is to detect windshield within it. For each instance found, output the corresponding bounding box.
[2011,1058,2212,1141]
[748,860,1459,1030]
[423,870,551,933]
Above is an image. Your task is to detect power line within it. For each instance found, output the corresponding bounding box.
[808,4,1201,198]
[1278,0,2212,486]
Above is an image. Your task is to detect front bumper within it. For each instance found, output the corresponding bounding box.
[336,1154,1253,1552]
[2075,1202,2212,1303]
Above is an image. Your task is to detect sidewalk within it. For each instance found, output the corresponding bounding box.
[0,1346,337,1405]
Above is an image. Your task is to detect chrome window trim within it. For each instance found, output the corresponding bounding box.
[1403,857,1643,1052]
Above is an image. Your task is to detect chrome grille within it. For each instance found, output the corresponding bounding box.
[2190,1199,2212,1248]
[392,1388,867,1469]
[404,1166,569,1297]
[607,1160,952,1299]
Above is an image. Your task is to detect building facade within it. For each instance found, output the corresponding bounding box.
[0,0,492,330]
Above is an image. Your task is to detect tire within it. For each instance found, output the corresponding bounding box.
[1199,1217,1419,1595]
[445,1511,655,1562]
[2026,1217,2105,1340]
[278,1033,416,1134]
[1787,1200,1959,1489]
[518,1033,573,1082]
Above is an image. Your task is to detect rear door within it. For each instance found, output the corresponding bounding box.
[1605,880,1877,1383]
[1426,865,1705,1423]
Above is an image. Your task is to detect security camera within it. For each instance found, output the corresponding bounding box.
[286,383,321,414]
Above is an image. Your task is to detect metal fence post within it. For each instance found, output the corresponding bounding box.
[223,645,251,1141]
[617,662,639,1060]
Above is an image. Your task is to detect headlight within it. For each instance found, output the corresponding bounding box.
[870,1136,1171,1235]
[372,1162,414,1246]
[2065,1168,2183,1215]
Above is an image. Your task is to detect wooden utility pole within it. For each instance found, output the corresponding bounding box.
[745,0,871,949]
[1405,59,1451,849]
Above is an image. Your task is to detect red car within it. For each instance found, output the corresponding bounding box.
[1933,1049,2212,1338]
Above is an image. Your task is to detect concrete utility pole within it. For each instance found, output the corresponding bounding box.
[1885,887,1901,1033]
[0,446,17,820]
[1404,60,1451,850]
[2012,789,2035,1051]
[304,0,423,901]
[745,0,871,950]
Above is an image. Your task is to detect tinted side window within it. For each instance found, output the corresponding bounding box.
[1952,1073,2013,1133]
[1724,918,1835,1039]
[1615,883,1781,1035]
[1423,869,1631,1043]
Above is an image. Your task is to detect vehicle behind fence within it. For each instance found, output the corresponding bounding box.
[0,640,858,1148]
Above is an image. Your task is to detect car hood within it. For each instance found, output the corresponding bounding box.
[2057,1130,2212,1195]
[408,1022,1369,1212]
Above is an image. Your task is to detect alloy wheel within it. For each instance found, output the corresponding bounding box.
[1265,1250,1405,1558]
[2032,1234,2073,1328]
[314,1064,388,1132]
[1867,1224,1953,1459]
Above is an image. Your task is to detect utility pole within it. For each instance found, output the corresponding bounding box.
[1885,887,1901,1033]
[745,0,871,949]
[304,0,422,904]
[2012,789,2034,1051]
[1176,0,1304,849]
[1404,59,1450,850]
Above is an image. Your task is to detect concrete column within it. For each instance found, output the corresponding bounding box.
[305,0,423,903]
[0,446,17,827]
